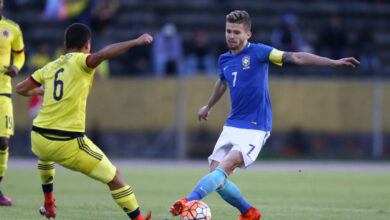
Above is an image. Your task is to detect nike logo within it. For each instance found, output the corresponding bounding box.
[251,121,257,125]
[271,49,283,57]
[223,66,229,71]
[200,187,208,194]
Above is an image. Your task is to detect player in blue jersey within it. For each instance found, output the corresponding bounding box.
[169,10,359,220]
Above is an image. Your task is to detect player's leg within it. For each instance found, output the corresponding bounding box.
[208,155,252,215]
[31,131,58,218]
[214,150,261,220]
[37,159,56,218]
[59,136,150,220]
[185,150,244,201]
[0,137,12,206]
[221,130,269,220]
[0,96,14,206]
[170,127,233,216]
[170,150,241,216]
[107,169,151,220]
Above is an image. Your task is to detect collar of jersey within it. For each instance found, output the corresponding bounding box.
[228,42,251,56]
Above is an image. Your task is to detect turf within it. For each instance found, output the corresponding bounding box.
[0,166,389,220]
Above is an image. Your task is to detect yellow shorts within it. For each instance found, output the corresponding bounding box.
[31,131,117,184]
[0,96,14,138]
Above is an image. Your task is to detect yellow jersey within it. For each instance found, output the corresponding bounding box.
[0,16,25,94]
[30,53,96,133]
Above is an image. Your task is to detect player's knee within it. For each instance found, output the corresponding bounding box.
[218,160,237,175]
[0,138,9,150]
[217,179,227,190]
[108,170,126,189]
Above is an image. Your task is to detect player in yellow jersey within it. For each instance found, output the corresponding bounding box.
[16,23,153,220]
[0,0,25,206]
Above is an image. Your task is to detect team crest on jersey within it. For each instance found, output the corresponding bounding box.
[242,56,250,70]
[2,29,10,39]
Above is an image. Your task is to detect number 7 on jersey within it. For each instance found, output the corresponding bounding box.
[232,71,238,87]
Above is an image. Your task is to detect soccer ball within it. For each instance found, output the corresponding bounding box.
[180,200,211,220]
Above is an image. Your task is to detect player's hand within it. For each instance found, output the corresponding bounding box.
[198,105,210,121]
[35,87,45,96]
[4,65,19,78]
[136,33,153,45]
[332,57,360,68]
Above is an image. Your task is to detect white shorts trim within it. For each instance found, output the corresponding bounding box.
[208,126,270,168]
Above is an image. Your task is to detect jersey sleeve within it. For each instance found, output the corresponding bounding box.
[77,53,96,74]
[255,44,284,66]
[29,67,45,87]
[218,56,226,81]
[11,26,25,53]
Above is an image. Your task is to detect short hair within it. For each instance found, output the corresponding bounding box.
[64,23,91,50]
[226,10,251,31]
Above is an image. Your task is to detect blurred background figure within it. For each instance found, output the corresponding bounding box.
[27,43,51,72]
[152,23,183,77]
[354,26,381,74]
[271,13,308,52]
[317,14,350,59]
[64,0,91,24]
[42,0,67,20]
[89,0,119,34]
[122,25,152,76]
[185,28,217,75]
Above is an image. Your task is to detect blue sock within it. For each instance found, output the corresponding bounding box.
[217,180,252,214]
[187,168,227,201]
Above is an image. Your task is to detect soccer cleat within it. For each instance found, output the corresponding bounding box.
[0,194,12,206]
[169,198,188,216]
[39,199,56,219]
[238,207,261,220]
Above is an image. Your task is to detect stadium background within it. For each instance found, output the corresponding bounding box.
[4,0,390,160]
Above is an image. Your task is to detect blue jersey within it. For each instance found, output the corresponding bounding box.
[218,42,284,131]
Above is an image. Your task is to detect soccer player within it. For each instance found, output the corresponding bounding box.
[15,23,153,220]
[170,10,360,220]
[0,0,25,206]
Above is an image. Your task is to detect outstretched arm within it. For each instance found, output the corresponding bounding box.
[198,79,227,121]
[88,33,153,68]
[282,52,360,68]
[16,79,44,96]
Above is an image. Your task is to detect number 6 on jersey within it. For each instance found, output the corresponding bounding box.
[53,68,64,101]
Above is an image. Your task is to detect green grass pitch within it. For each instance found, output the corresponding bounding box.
[1,164,389,220]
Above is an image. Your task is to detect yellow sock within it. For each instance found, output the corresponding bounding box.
[111,185,141,219]
[38,160,55,185]
[0,148,9,181]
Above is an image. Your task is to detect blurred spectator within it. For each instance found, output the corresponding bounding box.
[152,23,183,77]
[64,0,91,24]
[53,46,66,59]
[317,14,349,59]
[42,0,90,22]
[271,13,306,52]
[354,26,381,74]
[185,28,217,75]
[42,0,67,20]
[90,0,119,34]
[123,26,152,76]
[28,43,51,71]
[95,60,110,79]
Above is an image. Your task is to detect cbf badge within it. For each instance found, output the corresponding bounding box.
[2,29,10,39]
[242,56,250,70]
